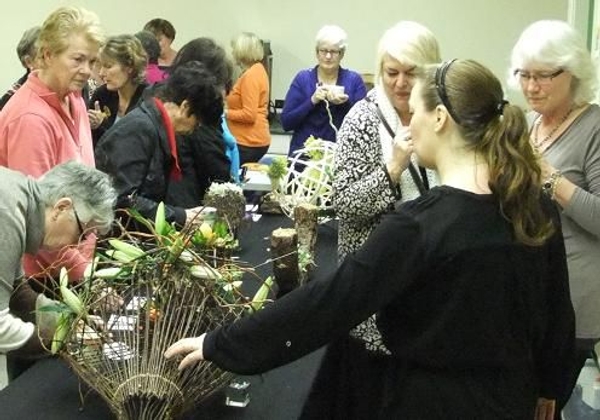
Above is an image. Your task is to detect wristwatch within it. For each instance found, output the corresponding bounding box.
[543,170,562,198]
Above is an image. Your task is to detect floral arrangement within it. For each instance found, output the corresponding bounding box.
[44,203,273,420]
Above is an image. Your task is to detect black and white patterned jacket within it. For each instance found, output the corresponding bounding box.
[333,87,438,353]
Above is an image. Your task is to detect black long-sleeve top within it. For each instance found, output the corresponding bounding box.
[203,186,575,418]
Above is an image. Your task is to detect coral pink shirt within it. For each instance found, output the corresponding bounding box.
[0,71,96,282]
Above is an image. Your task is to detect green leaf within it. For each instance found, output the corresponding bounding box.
[35,302,69,313]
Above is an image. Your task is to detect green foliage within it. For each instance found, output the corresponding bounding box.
[304,136,324,160]
[267,156,288,179]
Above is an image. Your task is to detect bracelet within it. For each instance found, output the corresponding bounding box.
[543,170,562,199]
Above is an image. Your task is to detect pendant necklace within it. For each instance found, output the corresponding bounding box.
[533,107,573,150]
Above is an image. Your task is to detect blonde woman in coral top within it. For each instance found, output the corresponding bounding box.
[226,32,271,165]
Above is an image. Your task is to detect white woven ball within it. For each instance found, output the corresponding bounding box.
[275,138,337,223]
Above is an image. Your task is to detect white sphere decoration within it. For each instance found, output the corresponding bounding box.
[275,137,337,223]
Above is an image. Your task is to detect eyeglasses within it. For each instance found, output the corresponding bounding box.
[317,49,341,57]
[73,207,87,240]
[514,69,564,86]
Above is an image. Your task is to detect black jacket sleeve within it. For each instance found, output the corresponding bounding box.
[95,112,186,227]
[166,126,231,208]
[203,212,424,374]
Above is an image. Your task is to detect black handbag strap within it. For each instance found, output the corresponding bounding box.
[375,104,429,196]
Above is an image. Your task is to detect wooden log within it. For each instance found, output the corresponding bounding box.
[270,228,299,298]
[294,203,319,284]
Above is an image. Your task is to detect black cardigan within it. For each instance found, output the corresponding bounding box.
[95,98,186,228]
[90,83,147,148]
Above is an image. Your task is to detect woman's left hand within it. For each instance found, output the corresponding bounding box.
[164,333,207,370]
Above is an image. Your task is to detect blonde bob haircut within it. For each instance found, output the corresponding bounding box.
[508,20,598,106]
[231,32,264,67]
[375,21,441,82]
[315,25,347,51]
[36,6,104,63]
[100,35,148,85]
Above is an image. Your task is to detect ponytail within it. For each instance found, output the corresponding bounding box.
[421,60,554,246]
[479,104,554,246]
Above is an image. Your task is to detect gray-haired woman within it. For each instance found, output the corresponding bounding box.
[509,20,600,417]
[0,25,40,110]
[280,25,367,157]
[1,161,116,378]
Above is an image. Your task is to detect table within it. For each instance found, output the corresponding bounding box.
[0,215,338,420]
[242,169,272,192]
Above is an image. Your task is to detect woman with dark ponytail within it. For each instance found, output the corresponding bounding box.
[165,59,575,420]
[416,59,555,246]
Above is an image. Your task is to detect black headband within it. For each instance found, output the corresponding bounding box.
[435,59,508,126]
[434,59,462,125]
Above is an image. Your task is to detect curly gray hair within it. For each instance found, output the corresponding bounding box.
[38,161,117,235]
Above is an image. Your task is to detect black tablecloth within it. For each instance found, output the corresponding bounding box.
[0,215,338,420]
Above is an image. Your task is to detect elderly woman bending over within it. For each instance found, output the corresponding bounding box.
[1,161,116,379]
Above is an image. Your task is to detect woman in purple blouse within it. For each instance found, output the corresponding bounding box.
[280,25,367,157]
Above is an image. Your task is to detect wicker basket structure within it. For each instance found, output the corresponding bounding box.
[55,225,252,419]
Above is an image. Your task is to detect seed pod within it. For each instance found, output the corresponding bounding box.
[155,202,167,235]
[108,239,145,259]
[59,268,84,317]
[105,250,136,263]
[93,267,123,279]
[189,264,221,280]
[51,313,71,354]
[249,276,274,312]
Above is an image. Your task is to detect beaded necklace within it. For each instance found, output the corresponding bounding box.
[533,108,573,149]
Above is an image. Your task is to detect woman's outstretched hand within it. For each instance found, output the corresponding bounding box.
[164,333,207,370]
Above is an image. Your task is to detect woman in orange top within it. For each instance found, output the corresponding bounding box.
[226,32,271,165]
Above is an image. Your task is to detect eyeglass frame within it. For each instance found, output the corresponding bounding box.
[72,206,88,240]
[317,48,342,57]
[513,68,564,86]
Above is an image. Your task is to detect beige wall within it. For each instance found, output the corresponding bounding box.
[2,0,567,105]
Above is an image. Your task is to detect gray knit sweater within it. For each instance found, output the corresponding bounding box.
[536,104,600,339]
[0,166,44,352]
